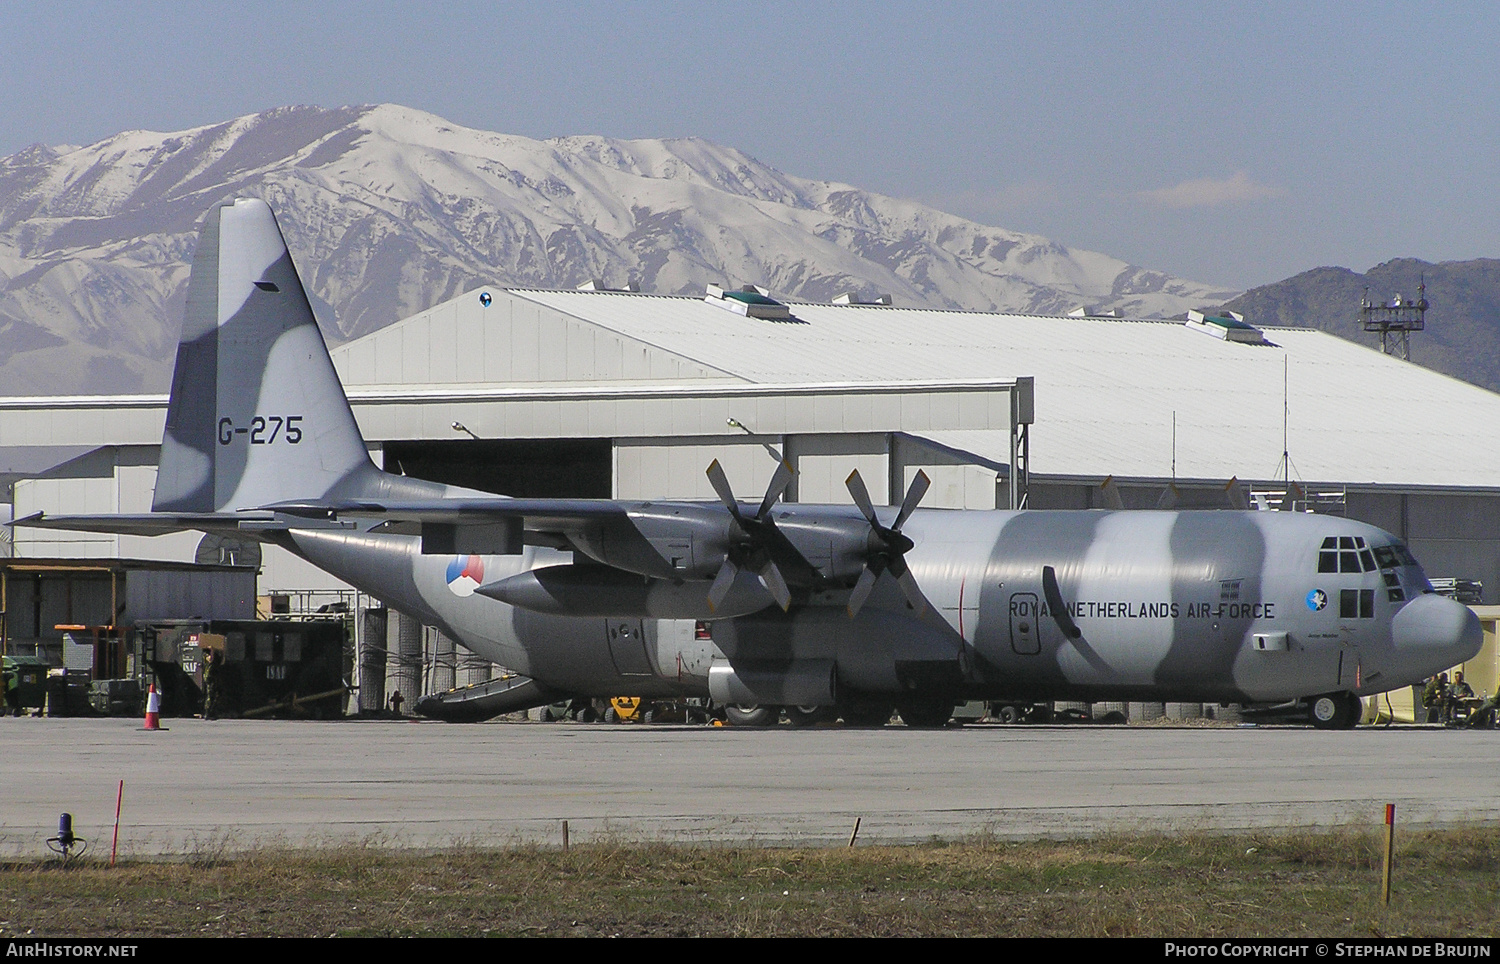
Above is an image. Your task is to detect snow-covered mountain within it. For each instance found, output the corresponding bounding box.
[0,104,1240,395]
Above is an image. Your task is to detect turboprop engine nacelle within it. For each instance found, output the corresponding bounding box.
[565,506,738,580]
[478,564,776,618]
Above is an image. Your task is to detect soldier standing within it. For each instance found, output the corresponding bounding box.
[3,664,18,717]
[202,648,222,720]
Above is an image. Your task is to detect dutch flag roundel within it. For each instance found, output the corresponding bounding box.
[446,555,485,596]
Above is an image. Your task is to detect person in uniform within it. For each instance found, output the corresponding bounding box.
[1422,673,1448,724]
[1447,671,1477,724]
[202,648,222,720]
[3,663,18,717]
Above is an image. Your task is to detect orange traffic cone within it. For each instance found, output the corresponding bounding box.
[142,683,161,731]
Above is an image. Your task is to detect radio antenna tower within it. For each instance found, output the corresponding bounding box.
[1361,277,1427,361]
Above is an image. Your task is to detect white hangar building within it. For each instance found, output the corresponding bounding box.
[9,284,1500,603]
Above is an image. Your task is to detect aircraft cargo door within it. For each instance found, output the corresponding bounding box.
[605,619,656,677]
[1009,593,1041,655]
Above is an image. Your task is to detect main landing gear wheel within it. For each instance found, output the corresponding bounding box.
[1308,692,1361,730]
[725,704,778,727]
[784,705,825,728]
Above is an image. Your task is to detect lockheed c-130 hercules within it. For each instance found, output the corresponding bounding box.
[17,198,1481,728]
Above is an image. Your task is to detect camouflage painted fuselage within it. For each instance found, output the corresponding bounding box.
[31,198,1475,715]
[282,504,1473,706]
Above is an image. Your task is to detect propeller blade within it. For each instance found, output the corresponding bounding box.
[892,470,930,531]
[758,460,795,519]
[757,561,792,611]
[706,459,743,520]
[846,567,879,617]
[845,469,877,524]
[844,468,931,618]
[894,566,926,615]
[707,558,740,611]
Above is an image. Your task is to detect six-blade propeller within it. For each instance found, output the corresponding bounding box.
[702,461,933,617]
[844,468,930,617]
[705,458,796,611]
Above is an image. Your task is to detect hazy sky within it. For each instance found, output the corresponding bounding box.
[2,0,1494,290]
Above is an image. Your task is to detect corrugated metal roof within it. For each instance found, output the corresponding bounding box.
[504,289,1500,488]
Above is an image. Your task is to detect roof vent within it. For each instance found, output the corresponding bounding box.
[576,279,640,292]
[705,283,793,320]
[832,291,893,306]
[1186,309,1268,344]
[1068,306,1120,317]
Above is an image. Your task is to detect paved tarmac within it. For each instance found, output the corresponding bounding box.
[3,717,1495,855]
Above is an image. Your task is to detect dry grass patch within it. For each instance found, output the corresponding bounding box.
[1,827,1496,938]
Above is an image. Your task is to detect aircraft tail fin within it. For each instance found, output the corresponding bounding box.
[153,198,379,513]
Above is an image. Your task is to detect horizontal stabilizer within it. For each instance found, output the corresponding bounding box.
[10,511,287,538]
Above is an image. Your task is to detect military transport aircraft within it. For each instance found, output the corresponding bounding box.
[17,198,1481,728]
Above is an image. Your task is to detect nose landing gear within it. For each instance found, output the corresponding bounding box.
[1308,691,1362,730]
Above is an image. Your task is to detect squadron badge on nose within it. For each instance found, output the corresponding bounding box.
[1305,589,1328,612]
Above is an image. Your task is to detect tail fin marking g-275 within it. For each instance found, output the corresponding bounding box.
[153,198,376,514]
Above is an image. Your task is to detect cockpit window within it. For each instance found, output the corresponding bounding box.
[1368,540,1429,601]
[1319,535,1371,574]
[1340,588,1375,618]
[1318,534,1387,575]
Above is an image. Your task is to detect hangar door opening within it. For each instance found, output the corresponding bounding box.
[381,439,612,499]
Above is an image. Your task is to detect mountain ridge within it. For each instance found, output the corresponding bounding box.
[0,103,1241,396]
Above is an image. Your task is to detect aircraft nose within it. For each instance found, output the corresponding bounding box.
[1391,593,1482,673]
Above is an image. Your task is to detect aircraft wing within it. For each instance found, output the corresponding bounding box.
[263,497,646,550]
[264,496,724,571]
[266,469,933,618]
[264,497,632,527]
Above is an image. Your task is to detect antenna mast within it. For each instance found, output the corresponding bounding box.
[1274,355,1299,509]
[1362,276,1428,361]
